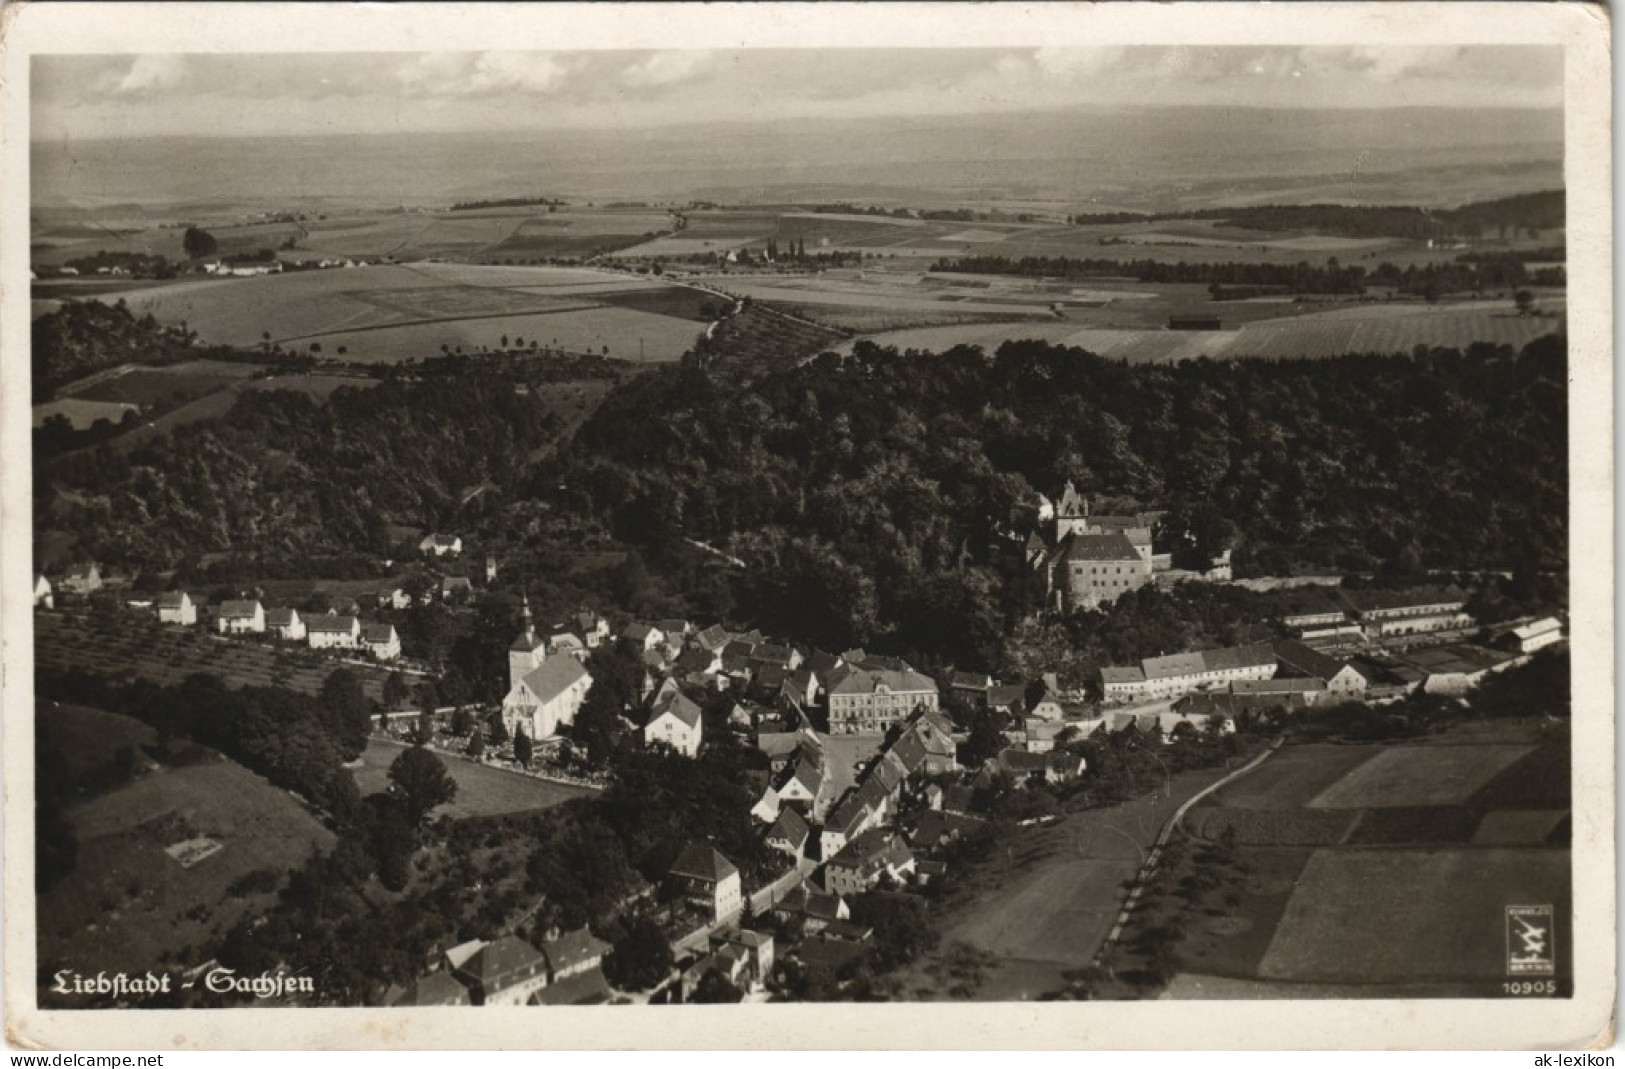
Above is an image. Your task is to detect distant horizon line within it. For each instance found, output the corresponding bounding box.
[29,101,1565,145]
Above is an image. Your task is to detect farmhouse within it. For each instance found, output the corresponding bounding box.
[156,591,198,626]
[216,599,266,635]
[307,614,362,649]
[668,843,743,925]
[266,607,307,642]
[766,807,812,859]
[644,688,704,757]
[825,665,940,736]
[1048,532,1153,612]
[419,534,463,558]
[34,575,54,609]
[363,623,402,661]
[1229,676,1327,705]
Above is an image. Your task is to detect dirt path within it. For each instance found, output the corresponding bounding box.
[898,764,1239,1001]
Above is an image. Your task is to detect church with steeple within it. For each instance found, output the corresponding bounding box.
[501,594,592,742]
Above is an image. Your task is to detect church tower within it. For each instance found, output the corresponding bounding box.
[508,593,544,689]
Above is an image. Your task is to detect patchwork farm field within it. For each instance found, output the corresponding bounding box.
[354,738,593,821]
[67,359,265,408]
[1164,724,1571,996]
[37,702,336,984]
[78,263,714,363]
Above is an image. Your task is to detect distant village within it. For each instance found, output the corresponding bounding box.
[32,484,1564,1006]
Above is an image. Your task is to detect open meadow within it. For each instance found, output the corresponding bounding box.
[37,702,336,983]
[353,738,594,821]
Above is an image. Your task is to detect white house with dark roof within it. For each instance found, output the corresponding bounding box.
[668,843,743,924]
[1272,639,1369,699]
[364,623,402,661]
[644,688,704,757]
[58,563,102,596]
[216,599,265,635]
[307,614,362,649]
[156,591,198,626]
[1100,642,1277,704]
[266,607,306,642]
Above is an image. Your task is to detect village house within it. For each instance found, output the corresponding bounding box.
[1228,676,1328,706]
[645,688,704,757]
[266,607,307,642]
[419,534,462,558]
[771,883,849,934]
[216,599,266,635]
[373,588,411,611]
[766,807,812,859]
[825,664,940,735]
[574,611,611,648]
[706,929,775,993]
[949,671,993,707]
[451,935,551,1006]
[823,829,917,895]
[440,576,475,602]
[364,623,402,661]
[548,630,586,657]
[538,926,611,984]
[622,623,666,652]
[156,591,198,626]
[33,575,54,609]
[307,614,362,650]
[1273,639,1370,699]
[667,843,743,925]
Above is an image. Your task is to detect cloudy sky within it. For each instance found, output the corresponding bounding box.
[33,46,1562,141]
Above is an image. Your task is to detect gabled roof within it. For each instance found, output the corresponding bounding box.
[753,664,789,691]
[650,689,703,730]
[308,614,360,634]
[768,807,810,849]
[950,671,993,690]
[670,842,739,884]
[696,625,731,651]
[675,645,718,673]
[521,654,591,705]
[623,623,659,642]
[987,683,1027,708]
[1273,638,1350,682]
[1056,532,1143,563]
[753,643,794,665]
[826,666,939,697]
[656,619,691,637]
[870,752,907,793]
[1100,666,1146,685]
[1231,677,1326,695]
[1203,642,1278,673]
[217,599,261,618]
[786,756,825,796]
[363,623,398,644]
[266,608,301,627]
[805,649,843,676]
[539,926,611,975]
[755,731,802,760]
[460,935,545,989]
[888,730,928,773]
[156,591,191,609]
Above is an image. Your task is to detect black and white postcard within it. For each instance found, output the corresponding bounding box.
[1,1,1612,1050]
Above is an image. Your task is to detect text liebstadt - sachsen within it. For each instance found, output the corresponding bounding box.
[50,968,314,1000]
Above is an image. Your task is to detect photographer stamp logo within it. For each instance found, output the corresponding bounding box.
[1506,905,1556,976]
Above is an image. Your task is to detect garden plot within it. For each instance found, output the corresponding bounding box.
[1307,745,1535,809]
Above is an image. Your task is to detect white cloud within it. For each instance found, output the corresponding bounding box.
[620,51,714,88]
[116,55,188,95]
[1030,46,1127,82]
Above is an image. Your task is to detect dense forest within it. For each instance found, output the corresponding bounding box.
[552,335,1567,667]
